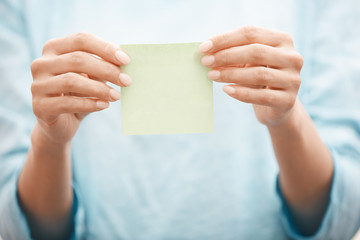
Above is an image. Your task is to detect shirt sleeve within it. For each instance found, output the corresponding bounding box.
[277,0,360,239]
[0,1,85,239]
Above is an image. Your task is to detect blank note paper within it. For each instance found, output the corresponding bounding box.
[120,42,214,135]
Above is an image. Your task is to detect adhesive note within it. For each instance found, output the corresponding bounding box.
[120,42,214,135]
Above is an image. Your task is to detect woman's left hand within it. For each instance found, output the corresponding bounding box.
[199,26,304,127]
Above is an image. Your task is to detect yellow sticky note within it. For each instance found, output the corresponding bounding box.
[120,42,214,135]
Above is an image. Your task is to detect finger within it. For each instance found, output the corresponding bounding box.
[79,73,89,78]
[222,84,293,109]
[34,96,109,118]
[42,32,130,65]
[199,26,293,53]
[31,73,122,101]
[208,67,300,89]
[45,51,131,87]
[201,44,298,69]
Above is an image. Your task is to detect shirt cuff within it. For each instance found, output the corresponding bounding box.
[0,168,31,239]
[0,167,86,240]
[73,183,86,239]
[276,148,360,240]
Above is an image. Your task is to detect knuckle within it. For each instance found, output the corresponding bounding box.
[256,67,272,85]
[282,32,294,45]
[42,39,57,54]
[288,52,304,69]
[72,31,91,47]
[68,51,86,67]
[30,58,46,74]
[251,44,266,61]
[62,73,77,89]
[241,26,258,42]
[30,82,40,95]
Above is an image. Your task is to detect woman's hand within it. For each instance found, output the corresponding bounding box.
[24,33,133,238]
[30,32,132,145]
[199,26,303,127]
[200,27,334,235]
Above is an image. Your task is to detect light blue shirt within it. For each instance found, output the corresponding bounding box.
[1,0,360,239]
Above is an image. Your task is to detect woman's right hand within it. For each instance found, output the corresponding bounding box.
[30,32,131,145]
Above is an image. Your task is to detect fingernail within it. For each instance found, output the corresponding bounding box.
[96,101,109,109]
[201,55,215,66]
[109,89,121,101]
[119,73,132,86]
[199,40,213,52]
[115,50,131,65]
[223,85,236,95]
[208,70,220,80]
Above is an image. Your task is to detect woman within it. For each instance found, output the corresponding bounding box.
[0,0,359,239]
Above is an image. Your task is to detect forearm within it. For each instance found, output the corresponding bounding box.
[18,122,74,238]
[268,99,333,234]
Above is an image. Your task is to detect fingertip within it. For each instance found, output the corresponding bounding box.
[119,73,132,87]
[199,40,213,53]
[223,85,236,95]
[201,55,215,66]
[96,100,109,110]
[115,50,131,65]
[109,89,121,101]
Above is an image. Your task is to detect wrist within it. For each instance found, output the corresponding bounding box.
[267,99,304,135]
[31,123,71,158]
